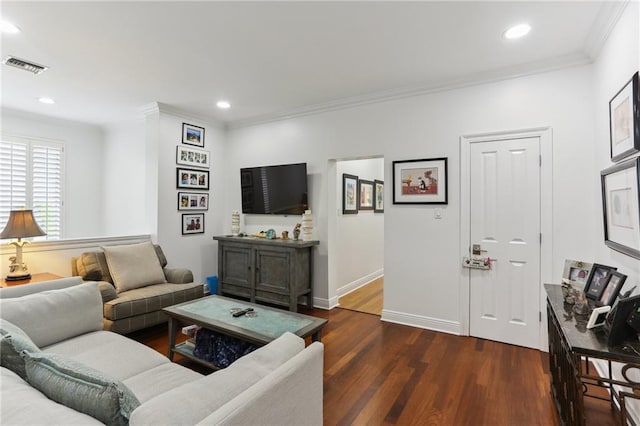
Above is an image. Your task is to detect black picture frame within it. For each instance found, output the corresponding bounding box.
[598,271,627,307]
[392,157,448,204]
[584,263,617,301]
[606,294,640,347]
[178,192,209,211]
[358,179,374,211]
[342,173,358,214]
[374,179,384,213]
[609,71,639,162]
[177,168,210,190]
[182,123,205,147]
[182,213,204,235]
[601,157,640,259]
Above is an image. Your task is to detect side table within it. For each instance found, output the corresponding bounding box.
[2,273,62,288]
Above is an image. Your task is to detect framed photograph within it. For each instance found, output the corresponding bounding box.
[374,179,384,213]
[182,123,205,147]
[561,259,593,287]
[358,179,374,211]
[342,173,358,214]
[177,168,209,190]
[598,271,627,306]
[178,192,209,211]
[176,146,210,169]
[182,213,204,235]
[601,157,640,259]
[584,263,617,301]
[393,157,448,204]
[609,71,639,162]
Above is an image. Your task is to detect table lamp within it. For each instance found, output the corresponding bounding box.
[0,209,46,281]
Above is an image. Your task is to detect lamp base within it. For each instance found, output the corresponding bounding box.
[5,272,31,281]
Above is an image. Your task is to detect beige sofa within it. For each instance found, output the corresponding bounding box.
[0,278,324,425]
[71,241,203,334]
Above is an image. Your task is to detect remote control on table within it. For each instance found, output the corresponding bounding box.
[232,307,254,317]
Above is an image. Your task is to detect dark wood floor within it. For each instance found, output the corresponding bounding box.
[131,306,618,425]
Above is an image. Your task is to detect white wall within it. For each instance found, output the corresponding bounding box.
[226,63,597,334]
[593,2,640,291]
[1,108,106,238]
[335,158,384,297]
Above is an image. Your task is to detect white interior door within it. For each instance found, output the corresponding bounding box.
[469,136,541,349]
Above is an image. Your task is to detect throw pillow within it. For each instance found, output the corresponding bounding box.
[76,251,113,283]
[0,319,40,380]
[22,351,140,426]
[102,242,167,293]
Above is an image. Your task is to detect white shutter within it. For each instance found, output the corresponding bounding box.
[0,141,28,228]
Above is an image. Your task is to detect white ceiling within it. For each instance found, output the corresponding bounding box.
[0,1,624,128]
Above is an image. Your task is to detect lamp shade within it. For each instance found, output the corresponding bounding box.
[0,210,46,239]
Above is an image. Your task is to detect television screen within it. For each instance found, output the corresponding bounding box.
[240,163,308,215]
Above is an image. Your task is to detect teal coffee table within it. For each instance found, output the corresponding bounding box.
[163,295,327,369]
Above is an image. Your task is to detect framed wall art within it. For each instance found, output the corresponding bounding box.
[176,146,210,169]
[374,179,384,213]
[178,192,209,211]
[182,123,205,147]
[182,213,204,235]
[601,157,640,259]
[342,173,358,214]
[584,263,617,301]
[177,168,209,190]
[358,179,374,211]
[610,71,639,162]
[393,157,448,204]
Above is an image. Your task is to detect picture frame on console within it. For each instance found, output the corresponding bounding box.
[182,123,205,147]
[562,259,593,287]
[584,263,617,301]
[176,146,210,169]
[182,213,204,235]
[178,192,209,211]
[374,179,384,213]
[177,168,209,190]
[598,271,627,307]
[609,71,639,162]
[358,179,374,211]
[342,173,358,214]
[601,157,640,259]
[392,157,448,204]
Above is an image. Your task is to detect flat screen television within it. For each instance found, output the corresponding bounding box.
[240,162,308,215]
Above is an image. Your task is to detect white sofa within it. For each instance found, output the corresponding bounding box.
[0,277,324,425]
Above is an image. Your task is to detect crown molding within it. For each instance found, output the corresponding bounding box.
[227,52,592,130]
[140,102,224,129]
[583,0,630,60]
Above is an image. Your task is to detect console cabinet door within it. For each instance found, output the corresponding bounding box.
[219,244,253,299]
[255,248,291,305]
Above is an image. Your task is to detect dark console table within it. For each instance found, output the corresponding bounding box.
[213,236,319,312]
[545,284,640,425]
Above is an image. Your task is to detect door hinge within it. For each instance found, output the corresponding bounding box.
[540,233,542,244]
[539,155,542,167]
[539,311,542,322]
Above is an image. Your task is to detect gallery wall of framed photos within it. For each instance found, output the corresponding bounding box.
[342,173,384,214]
[177,122,208,235]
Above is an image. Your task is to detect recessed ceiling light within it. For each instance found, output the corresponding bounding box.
[0,20,20,34]
[504,23,531,40]
[216,100,231,109]
[38,97,55,105]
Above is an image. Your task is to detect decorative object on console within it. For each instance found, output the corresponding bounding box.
[178,192,208,211]
[584,263,617,301]
[342,173,358,214]
[561,259,593,288]
[393,157,448,205]
[374,179,384,213]
[281,230,289,240]
[182,213,204,235]
[0,209,46,281]
[358,179,374,211]
[609,71,639,162]
[293,223,301,240]
[231,210,240,236]
[606,294,640,347]
[182,122,205,147]
[601,157,640,259]
[177,167,209,190]
[301,210,313,241]
[176,146,210,169]
[266,229,276,240]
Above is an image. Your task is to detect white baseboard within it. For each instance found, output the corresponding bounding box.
[381,309,461,335]
[336,269,384,298]
[313,296,339,310]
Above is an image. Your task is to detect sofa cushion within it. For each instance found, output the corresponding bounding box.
[123,362,203,403]
[0,276,83,299]
[76,251,113,283]
[103,242,167,293]
[104,282,203,321]
[0,319,40,380]
[0,282,103,348]
[1,367,102,425]
[23,351,140,426]
[129,332,304,425]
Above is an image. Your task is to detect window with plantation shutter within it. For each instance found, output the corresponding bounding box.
[0,139,64,240]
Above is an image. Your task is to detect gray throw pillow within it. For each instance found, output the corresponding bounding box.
[102,242,167,293]
[0,319,40,380]
[22,351,140,426]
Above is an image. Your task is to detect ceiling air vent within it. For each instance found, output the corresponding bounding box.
[3,56,48,74]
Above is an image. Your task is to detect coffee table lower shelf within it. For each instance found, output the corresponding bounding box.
[172,342,222,371]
